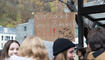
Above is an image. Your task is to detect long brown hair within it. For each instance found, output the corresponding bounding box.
[53,50,67,60]
[0,40,20,60]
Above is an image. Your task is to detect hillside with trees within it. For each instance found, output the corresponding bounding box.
[0,0,54,27]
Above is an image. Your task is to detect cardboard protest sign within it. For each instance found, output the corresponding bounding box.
[34,12,75,41]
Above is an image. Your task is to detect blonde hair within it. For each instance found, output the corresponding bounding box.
[53,51,67,60]
[18,36,49,60]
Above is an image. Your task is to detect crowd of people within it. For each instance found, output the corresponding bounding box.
[0,27,105,60]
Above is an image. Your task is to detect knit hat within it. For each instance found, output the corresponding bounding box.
[53,38,75,56]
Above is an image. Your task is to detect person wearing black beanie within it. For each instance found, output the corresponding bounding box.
[53,38,75,60]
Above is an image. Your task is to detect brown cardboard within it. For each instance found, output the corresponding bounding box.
[34,12,75,42]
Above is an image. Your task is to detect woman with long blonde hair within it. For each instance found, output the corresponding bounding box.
[18,36,49,60]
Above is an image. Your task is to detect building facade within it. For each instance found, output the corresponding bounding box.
[16,19,34,43]
[0,26,16,49]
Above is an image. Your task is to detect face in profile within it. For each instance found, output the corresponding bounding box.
[67,47,75,60]
[8,42,20,56]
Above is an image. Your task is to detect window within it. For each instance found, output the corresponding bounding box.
[1,36,3,40]
[5,36,10,40]
[11,36,13,40]
[24,26,27,31]
[24,36,27,39]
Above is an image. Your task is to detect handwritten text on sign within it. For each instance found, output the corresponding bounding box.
[34,12,75,41]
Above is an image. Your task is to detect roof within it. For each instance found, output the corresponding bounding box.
[0,26,16,34]
[79,1,105,27]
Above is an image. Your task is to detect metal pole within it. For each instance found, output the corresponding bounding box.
[78,0,84,48]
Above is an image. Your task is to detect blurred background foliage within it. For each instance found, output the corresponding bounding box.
[0,0,59,27]
[0,0,95,27]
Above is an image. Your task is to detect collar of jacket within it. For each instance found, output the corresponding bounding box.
[92,48,105,58]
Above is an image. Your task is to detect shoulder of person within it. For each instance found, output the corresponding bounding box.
[87,52,95,60]
[95,52,105,60]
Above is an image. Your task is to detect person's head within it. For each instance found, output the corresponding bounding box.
[1,40,20,60]
[87,27,105,51]
[18,36,49,60]
[53,38,75,60]
[76,47,86,57]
